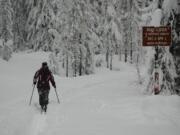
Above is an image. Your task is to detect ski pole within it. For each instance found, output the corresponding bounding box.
[54,88,60,104]
[29,85,35,106]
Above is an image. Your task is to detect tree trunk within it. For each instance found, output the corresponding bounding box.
[66,53,68,77]
[125,48,127,63]
[130,47,133,64]
[119,46,122,61]
[62,58,65,69]
[106,47,109,68]
[62,51,65,68]
[74,55,77,77]
[136,54,142,84]
[79,48,82,76]
[110,50,113,70]
[155,46,159,69]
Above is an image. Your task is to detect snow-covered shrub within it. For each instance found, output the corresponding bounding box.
[95,54,105,67]
[0,40,13,61]
[2,45,12,61]
[49,52,61,75]
[162,0,178,18]
[160,48,177,94]
[146,47,177,95]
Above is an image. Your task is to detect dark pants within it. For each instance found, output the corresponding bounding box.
[38,88,50,106]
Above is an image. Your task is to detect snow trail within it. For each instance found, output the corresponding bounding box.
[0,52,180,135]
[28,114,47,135]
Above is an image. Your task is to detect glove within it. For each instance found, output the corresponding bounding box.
[53,84,56,89]
[33,81,36,85]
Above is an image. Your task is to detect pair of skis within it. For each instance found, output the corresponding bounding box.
[41,105,47,114]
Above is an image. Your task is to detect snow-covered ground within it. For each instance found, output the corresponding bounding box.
[0,52,180,135]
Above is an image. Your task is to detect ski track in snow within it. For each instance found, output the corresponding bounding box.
[28,114,47,135]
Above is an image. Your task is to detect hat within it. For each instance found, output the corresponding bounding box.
[42,62,48,67]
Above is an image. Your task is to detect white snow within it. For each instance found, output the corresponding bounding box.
[162,0,178,17]
[0,52,180,135]
[107,4,116,17]
[150,8,162,26]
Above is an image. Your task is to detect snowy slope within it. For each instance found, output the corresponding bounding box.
[0,52,180,135]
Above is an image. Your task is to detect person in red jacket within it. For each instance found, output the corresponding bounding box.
[33,62,56,112]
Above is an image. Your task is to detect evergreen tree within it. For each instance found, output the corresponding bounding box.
[0,0,13,61]
[0,0,13,42]
[26,0,56,51]
[146,0,177,94]
[11,0,27,51]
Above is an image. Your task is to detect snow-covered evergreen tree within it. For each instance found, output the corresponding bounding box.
[49,0,98,77]
[11,0,28,51]
[26,0,56,51]
[144,0,178,95]
[0,0,13,61]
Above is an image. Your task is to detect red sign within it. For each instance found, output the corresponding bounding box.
[142,26,171,46]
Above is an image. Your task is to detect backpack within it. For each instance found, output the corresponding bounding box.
[37,68,51,90]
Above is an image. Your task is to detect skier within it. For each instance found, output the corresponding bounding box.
[33,62,56,112]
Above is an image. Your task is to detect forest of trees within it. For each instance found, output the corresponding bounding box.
[0,0,179,95]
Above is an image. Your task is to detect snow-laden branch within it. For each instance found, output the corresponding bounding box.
[133,0,158,14]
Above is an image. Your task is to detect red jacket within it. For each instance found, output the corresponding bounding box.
[33,68,56,90]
